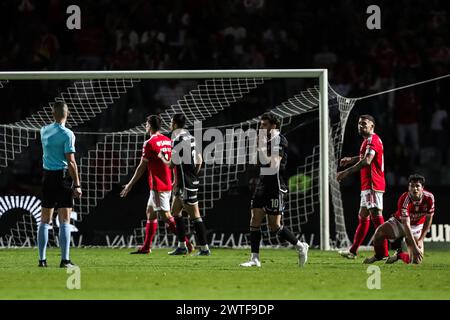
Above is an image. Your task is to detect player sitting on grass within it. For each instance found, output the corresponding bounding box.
[120,115,192,254]
[364,174,434,264]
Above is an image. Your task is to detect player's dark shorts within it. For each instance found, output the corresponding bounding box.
[174,180,199,206]
[42,169,74,209]
[251,181,287,215]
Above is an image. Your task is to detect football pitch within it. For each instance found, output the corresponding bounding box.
[1,248,449,300]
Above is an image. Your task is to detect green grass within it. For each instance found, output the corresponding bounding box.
[1,248,450,300]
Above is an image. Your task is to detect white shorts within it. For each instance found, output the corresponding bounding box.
[387,217,423,239]
[360,190,383,210]
[147,191,171,212]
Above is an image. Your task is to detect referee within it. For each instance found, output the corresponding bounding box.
[38,102,81,268]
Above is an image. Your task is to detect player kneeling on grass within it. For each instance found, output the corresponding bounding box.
[159,114,211,256]
[240,113,308,268]
[364,174,434,264]
[121,115,192,254]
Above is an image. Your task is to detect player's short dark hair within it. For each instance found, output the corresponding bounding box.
[359,114,376,126]
[52,101,69,120]
[408,174,425,186]
[147,115,162,131]
[52,101,68,115]
[172,114,186,129]
[261,113,281,129]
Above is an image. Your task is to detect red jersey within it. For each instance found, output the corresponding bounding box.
[394,191,435,226]
[359,133,385,192]
[142,133,172,192]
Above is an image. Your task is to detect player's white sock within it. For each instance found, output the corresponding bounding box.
[178,241,187,248]
[201,245,209,251]
[295,241,305,251]
[251,253,260,261]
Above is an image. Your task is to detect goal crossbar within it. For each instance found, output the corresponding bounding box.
[0,69,325,80]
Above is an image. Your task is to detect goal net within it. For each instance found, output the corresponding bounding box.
[0,70,354,249]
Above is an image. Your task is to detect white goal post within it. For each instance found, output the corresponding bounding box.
[0,69,331,250]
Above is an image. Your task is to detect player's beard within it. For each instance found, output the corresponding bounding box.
[359,129,371,138]
[409,191,422,201]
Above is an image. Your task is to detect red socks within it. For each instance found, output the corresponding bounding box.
[350,216,370,255]
[371,215,388,257]
[142,218,193,252]
[374,241,387,259]
[350,215,389,257]
[142,219,158,251]
[398,252,411,264]
[371,215,385,229]
[166,217,177,234]
[167,216,191,246]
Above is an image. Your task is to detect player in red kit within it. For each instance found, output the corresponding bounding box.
[336,115,389,259]
[120,115,191,254]
[364,174,434,264]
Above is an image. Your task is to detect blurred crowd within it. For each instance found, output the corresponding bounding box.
[0,0,449,185]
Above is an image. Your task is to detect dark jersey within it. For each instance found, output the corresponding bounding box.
[172,129,199,190]
[259,132,288,191]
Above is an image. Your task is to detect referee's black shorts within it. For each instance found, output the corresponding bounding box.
[42,169,74,209]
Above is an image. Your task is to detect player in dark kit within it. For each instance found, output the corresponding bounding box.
[160,114,211,256]
[240,113,309,268]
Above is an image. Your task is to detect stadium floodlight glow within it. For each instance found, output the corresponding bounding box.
[0,69,343,250]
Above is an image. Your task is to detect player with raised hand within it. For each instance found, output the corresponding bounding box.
[160,114,211,256]
[337,114,389,260]
[364,174,434,264]
[120,115,192,254]
[240,113,309,268]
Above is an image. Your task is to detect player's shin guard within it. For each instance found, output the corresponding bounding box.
[276,226,298,246]
[371,215,388,257]
[192,217,208,246]
[350,216,370,255]
[38,223,50,261]
[250,227,261,254]
[174,216,186,243]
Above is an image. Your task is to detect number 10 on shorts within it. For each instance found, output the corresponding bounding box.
[271,199,279,208]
